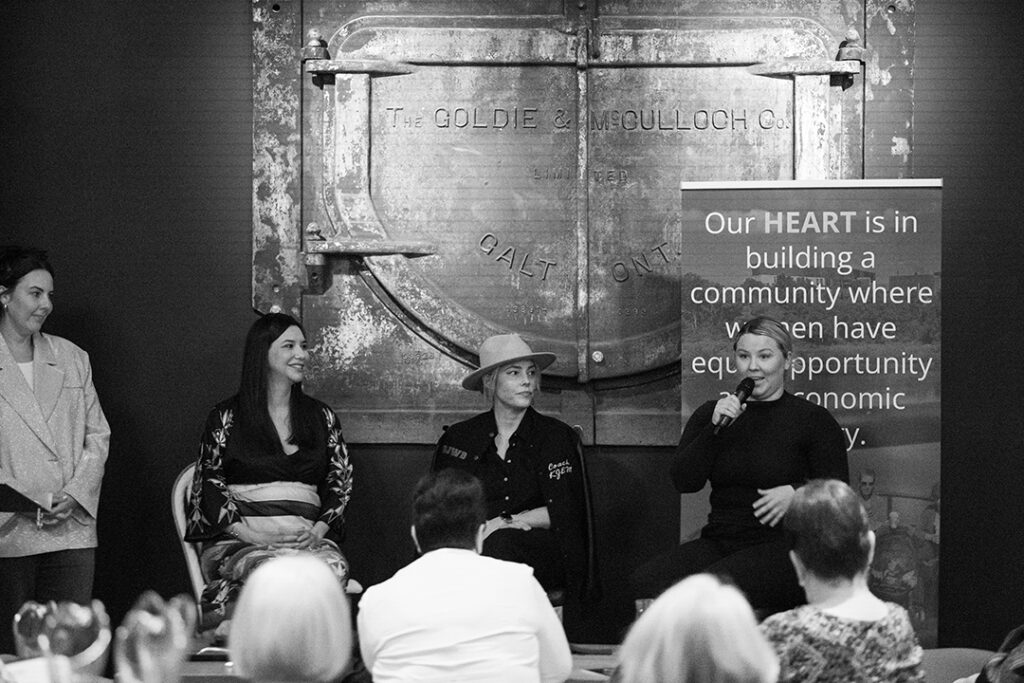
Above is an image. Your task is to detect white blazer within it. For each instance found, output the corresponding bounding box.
[0,332,109,558]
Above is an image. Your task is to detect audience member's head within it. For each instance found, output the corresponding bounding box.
[614,574,779,683]
[411,468,486,554]
[229,555,351,683]
[785,478,873,582]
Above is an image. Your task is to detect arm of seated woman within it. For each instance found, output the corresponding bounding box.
[753,485,796,527]
[481,507,552,540]
[226,522,312,547]
[292,521,330,549]
[512,506,550,530]
[481,507,551,539]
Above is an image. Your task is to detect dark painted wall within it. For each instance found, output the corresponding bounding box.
[913,0,1024,647]
[0,1,256,629]
[1,0,1021,649]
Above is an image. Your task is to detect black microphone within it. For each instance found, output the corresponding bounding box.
[713,378,756,434]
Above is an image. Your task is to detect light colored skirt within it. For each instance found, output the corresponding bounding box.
[197,481,348,627]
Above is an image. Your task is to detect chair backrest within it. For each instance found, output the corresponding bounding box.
[171,463,205,606]
[571,425,600,601]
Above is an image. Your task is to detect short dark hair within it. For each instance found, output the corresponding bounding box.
[785,479,872,580]
[412,469,486,553]
[0,246,53,291]
[237,312,318,451]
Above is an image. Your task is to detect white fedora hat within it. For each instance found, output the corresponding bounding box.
[461,334,556,391]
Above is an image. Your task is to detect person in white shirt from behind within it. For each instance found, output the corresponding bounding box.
[357,468,572,683]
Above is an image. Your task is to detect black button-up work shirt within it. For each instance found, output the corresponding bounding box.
[477,433,546,519]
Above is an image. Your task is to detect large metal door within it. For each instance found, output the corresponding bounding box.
[252,1,888,444]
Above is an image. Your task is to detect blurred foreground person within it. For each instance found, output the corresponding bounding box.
[760,479,924,682]
[229,555,352,683]
[613,573,778,683]
[7,599,111,681]
[358,469,572,683]
[115,591,196,683]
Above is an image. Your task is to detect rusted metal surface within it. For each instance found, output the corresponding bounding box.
[747,62,861,180]
[863,0,916,178]
[749,60,861,76]
[592,16,835,64]
[304,58,416,75]
[251,2,898,444]
[306,239,437,257]
[574,65,591,384]
[584,63,792,382]
[252,0,303,317]
[331,17,579,65]
[363,61,583,376]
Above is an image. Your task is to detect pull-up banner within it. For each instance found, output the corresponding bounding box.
[679,179,942,645]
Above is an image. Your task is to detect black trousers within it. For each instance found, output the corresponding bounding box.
[630,533,804,613]
[0,548,95,656]
[483,528,565,593]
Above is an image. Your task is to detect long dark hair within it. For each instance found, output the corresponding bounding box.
[237,312,320,451]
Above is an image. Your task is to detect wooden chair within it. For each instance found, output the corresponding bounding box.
[171,463,205,608]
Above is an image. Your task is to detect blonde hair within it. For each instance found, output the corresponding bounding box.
[732,316,793,358]
[229,555,352,683]
[481,369,499,404]
[615,574,778,683]
[480,362,541,405]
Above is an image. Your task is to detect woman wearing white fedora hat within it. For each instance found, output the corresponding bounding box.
[432,334,596,605]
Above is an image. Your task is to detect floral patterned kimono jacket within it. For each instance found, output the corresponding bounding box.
[184,395,353,627]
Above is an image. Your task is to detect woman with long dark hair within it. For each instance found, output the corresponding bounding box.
[185,313,352,628]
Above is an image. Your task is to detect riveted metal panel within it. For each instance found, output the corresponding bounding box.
[586,65,793,380]
[252,0,304,318]
[253,1,890,444]
[366,65,581,372]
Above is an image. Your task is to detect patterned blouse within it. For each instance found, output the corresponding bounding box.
[184,395,353,542]
[760,602,925,683]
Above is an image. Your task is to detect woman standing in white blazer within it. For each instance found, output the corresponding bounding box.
[0,246,109,655]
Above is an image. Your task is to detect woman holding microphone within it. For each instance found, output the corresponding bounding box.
[632,316,847,615]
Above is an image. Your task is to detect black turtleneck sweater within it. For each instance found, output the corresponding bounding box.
[671,391,848,538]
